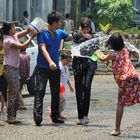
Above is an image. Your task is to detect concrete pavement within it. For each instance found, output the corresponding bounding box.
[0,74,140,140]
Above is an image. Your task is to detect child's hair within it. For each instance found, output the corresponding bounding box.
[60,53,71,60]
[3,22,15,35]
[106,32,124,51]
[0,27,3,40]
[20,48,26,53]
[80,22,91,30]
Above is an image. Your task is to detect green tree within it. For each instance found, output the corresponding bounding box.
[76,0,81,29]
[94,0,136,30]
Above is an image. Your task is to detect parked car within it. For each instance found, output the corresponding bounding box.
[16,27,38,76]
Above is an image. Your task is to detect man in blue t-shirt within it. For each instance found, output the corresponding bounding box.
[33,11,72,126]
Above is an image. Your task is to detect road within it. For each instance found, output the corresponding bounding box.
[0,74,140,140]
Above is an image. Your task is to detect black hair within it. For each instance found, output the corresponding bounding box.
[60,53,71,60]
[3,22,15,35]
[80,17,92,32]
[80,17,91,26]
[65,13,71,19]
[0,27,3,40]
[106,32,124,51]
[80,22,91,30]
[23,11,28,17]
[47,11,62,25]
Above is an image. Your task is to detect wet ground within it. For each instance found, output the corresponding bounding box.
[0,74,140,140]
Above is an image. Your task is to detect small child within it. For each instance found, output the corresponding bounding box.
[100,32,140,136]
[0,29,7,116]
[48,54,74,119]
[59,54,74,119]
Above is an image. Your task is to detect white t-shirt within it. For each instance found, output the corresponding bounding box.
[64,19,74,33]
[59,61,69,92]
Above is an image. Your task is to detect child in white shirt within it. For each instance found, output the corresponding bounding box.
[59,54,74,119]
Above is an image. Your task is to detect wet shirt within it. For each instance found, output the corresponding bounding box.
[37,29,68,69]
[3,34,20,68]
[111,48,139,82]
[72,32,99,56]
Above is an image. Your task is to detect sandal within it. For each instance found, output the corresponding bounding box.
[84,117,89,124]
[110,130,121,136]
[77,119,85,125]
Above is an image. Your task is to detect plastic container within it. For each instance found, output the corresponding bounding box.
[28,17,48,33]
[90,51,104,61]
[60,83,65,96]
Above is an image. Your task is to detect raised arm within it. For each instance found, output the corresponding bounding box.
[11,35,34,49]
[16,28,31,38]
[94,50,111,62]
[65,34,73,41]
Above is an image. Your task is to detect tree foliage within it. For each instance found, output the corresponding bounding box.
[82,0,136,30]
[95,0,136,29]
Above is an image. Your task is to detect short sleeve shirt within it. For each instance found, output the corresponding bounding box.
[3,34,20,68]
[37,29,68,69]
[111,48,138,82]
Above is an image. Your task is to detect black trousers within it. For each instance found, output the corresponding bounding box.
[33,66,60,119]
[72,57,97,119]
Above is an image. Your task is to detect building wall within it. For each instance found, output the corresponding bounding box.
[0,0,73,24]
[42,0,53,22]
[65,0,71,15]
[0,0,6,22]
[132,0,140,10]
[132,0,140,23]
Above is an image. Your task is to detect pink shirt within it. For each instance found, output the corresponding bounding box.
[19,51,30,79]
[3,34,20,68]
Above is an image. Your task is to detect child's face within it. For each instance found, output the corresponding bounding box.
[0,40,3,50]
[62,59,71,65]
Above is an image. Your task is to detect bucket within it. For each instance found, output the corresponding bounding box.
[29,17,48,33]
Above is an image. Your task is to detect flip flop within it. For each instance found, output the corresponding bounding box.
[110,130,121,136]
